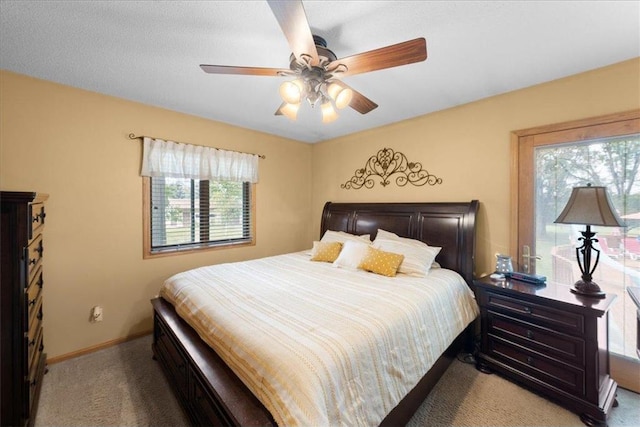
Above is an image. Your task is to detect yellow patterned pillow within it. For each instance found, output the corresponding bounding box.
[358,247,405,277]
[310,241,343,262]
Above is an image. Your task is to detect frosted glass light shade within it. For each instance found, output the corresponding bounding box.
[279,80,304,104]
[327,83,353,109]
[279,103,300,121]
[321,101,338,123]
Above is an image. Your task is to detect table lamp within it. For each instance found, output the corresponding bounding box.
[554,183,625,298]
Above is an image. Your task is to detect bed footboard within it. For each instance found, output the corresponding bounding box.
[151,297,275,426]
[152,296,475,427]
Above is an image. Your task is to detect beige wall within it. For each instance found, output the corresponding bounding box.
[0,71,313,358]
[2,58,639,358]
[311,58,640,278]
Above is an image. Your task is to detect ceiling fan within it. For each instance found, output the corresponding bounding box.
[200,0,427,123]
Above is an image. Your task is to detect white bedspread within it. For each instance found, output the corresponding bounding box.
[160,251,479,427]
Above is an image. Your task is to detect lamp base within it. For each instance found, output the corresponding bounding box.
[570,279,606,298]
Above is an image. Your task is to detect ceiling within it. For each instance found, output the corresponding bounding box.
[1,1,638,143]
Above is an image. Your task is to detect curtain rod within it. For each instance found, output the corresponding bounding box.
[128,133,266,159]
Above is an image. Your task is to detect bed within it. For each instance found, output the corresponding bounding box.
[151,200,480,426]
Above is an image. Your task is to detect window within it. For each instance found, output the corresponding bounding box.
[139,136,259,258]
[143,177,254,257]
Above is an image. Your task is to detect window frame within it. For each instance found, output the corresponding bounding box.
[510,110,640,264]
[142,177,256,259]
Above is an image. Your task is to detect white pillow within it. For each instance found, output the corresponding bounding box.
[372,229,441,277]
[332,240,371,270]
[321,230,371,245]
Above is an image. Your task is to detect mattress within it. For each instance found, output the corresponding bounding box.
[160,251,479,426]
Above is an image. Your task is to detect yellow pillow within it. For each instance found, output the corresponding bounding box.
[310,241,343,262]
[358,247,405,277]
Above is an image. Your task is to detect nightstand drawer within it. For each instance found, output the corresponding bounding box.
[483,291,584,334]
[487,311,585,366]
[488,336,585,396]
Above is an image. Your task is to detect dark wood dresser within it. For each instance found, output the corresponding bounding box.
[474,275,617,426]
[1,191,48,427]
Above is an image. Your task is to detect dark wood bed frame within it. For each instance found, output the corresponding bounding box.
[151,200,479,426]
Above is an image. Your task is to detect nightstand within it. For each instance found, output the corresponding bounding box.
[473,275,618,426]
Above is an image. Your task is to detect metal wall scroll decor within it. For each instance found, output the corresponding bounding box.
[341,147,442,190]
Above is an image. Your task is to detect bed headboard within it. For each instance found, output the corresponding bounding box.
[320,201,479,285]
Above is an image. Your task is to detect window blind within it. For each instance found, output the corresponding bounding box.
[150,177,252,252]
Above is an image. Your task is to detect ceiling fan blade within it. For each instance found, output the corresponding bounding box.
[329,38,427,77]
[267,0,319,66]
[335,81,378,114]
[200,64,288,77]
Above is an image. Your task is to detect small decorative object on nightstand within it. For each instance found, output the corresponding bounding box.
[474,275,618,426]
[554,183,625,298]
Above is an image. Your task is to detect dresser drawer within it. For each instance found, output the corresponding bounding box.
[27,301,43,367]
[28,203,46,241]
[487,311,585,366]
[26,267,44,325]
[27,346,45,417]
[488,335,585,396]
[483,291,584,334]
[24,234,44,284]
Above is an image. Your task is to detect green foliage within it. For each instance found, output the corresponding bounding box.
[536,136,640,237]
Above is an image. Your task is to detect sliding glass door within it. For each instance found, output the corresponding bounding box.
[514,111,640,392]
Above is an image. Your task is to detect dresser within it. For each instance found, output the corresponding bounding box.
[474,276,617,426]
[1,191,48,427]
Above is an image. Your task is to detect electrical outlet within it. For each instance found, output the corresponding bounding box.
[91,306,103,322]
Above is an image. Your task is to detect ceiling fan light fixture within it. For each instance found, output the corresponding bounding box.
[321,100,338,123]
[327,83,353,109]
[279,102,300,121]
[279,80,304,104]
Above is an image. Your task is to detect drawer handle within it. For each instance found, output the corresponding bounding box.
[31,378,37,387]
[32,212,46,223]
[526,330,534,339]
[37,312,43,320]
[35,245,44,255]
[526,356,534,366]
[29,338,36,347]
[29,258,37,266]
[38,276,44,288]
[29,298,37,307]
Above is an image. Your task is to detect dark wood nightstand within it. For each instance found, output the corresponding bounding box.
[473,275,618,426]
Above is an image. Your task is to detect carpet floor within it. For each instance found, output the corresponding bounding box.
[35,334,639,426]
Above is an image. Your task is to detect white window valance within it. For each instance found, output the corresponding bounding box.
[140,137,259,183]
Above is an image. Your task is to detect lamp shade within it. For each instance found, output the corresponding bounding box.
[554,184,625,227]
